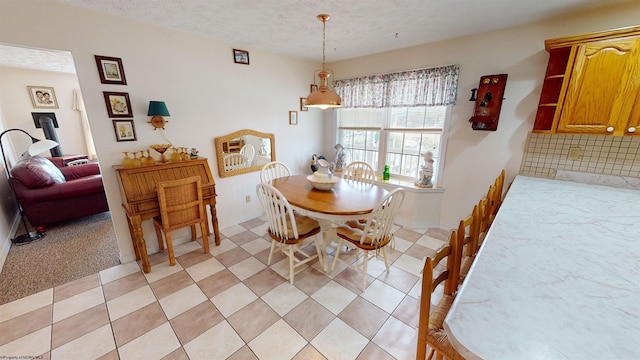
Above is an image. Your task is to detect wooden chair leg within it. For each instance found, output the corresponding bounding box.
[289,244,295,285]
[165,232,176,266]
[362,250,369,290]
[153,222,165,251]
[190,224,197,241]
[313,235,324,269]
[200,221,209,253]
[382,246,390,271]
[267,240,277,265]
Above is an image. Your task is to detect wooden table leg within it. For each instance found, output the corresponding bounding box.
[130,215,150,273]
[208,199,221,246]
[126,216,141,261]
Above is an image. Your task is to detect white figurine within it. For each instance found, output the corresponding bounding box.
[334,144,346,171]
[415,151,434,188]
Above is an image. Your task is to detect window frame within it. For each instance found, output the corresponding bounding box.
[336,106,451,186]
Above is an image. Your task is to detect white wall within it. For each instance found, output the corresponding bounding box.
[327,1,640,228]
[0,0,324,262]
[0,67,88,156]
[0,105,20,271]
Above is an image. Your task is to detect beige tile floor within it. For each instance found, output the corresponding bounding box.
[0,216,449,360]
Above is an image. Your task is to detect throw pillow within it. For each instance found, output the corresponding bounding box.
[10,155,66,188]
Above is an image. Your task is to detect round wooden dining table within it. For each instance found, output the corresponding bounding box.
[270,175,388,271]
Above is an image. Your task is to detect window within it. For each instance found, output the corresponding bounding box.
[333,64,459,185]
[337,105,449,182]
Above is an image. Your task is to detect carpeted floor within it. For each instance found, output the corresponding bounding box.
[0,212,120,305]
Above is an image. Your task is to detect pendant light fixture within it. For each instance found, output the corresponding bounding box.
[305,14,342,109]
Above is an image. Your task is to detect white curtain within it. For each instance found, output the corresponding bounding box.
[73,89,97,160]
[334,64,460,108]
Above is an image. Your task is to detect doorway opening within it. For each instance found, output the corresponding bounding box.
[0,43,120,305]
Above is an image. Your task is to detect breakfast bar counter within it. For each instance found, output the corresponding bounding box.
[444,175,640,359]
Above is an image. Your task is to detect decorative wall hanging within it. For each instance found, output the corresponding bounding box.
[289,111,298,125]
[233,49,250,65]
[27,86,58,109]
[103,91,133,117]
[95,55,127,85]
[300,98,308,111]
[112,119,137,142]
[468,74,508,131]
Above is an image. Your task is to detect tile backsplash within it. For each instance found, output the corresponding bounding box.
[520,133,640,179]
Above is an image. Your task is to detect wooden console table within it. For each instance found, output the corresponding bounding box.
[114,158,220,273]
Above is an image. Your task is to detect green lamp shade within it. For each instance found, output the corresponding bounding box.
[147,101,170,116]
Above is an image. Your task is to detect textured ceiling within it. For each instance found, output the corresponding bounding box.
[56,0,632,62]
[0,0,633,73]
[0,45,76,74]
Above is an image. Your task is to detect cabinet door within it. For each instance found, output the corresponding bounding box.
[558,37,640,135]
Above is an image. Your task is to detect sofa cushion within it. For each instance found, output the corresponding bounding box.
[10,155,66,188]
[60,163,101,180]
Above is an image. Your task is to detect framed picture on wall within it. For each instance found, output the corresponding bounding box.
[103,91,133,117]
[112,119,137,142]
[310,84,318,93]
[289,111,298,125]
[31,112,59,128]
[27,86,58,109]
[300,97,308,111]
[233,49,250,65]
[95,55,127,85]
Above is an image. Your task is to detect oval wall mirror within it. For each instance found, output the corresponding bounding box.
[214,129,276,178]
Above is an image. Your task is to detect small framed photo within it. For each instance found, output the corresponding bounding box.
[31,112,59,128]
[310,84,318,93]
[27,86,58,109]
[300,97,308,111]
[289,111,298,125]
[112,120,137,142]
[94,55,127,85]
[233,49,250,65]
[103,92,133,117]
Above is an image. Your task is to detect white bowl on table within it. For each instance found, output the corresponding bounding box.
[307,174,339,191]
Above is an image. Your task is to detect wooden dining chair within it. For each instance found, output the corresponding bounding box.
[256,182,324,284]
[240,144,255,165]
[331,188,405,290]
[153,176,210,266]
[223,153,250,171]
[260,161,292,183]
[342,161,376,184]
[457,204,480,284]
[416,229,464,360]
[495,169,505,211]
[342,161,377,228]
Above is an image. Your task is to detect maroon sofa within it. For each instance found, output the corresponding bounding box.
[9,155,109,232]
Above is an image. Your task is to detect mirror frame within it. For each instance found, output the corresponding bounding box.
[214,129,276,178]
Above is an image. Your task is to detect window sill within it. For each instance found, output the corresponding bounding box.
[374,177,445,193]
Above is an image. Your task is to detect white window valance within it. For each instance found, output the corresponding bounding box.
[334,64,459,108]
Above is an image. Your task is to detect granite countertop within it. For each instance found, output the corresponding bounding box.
[444,175,640,360]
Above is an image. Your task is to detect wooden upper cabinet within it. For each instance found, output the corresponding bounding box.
[558,37,640,135]
[533,26,640,136]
